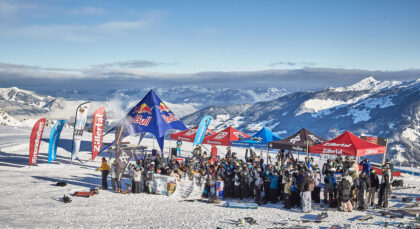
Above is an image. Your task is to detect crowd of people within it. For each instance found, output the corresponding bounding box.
[97,146,394,213]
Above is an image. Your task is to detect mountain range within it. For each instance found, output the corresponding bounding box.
[182,77,420,166]
[1,77,419,166]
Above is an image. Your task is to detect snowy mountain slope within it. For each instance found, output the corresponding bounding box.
[183,77,420,166]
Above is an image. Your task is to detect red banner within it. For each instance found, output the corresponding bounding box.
[92,107,106,160]
[29,118,46,165]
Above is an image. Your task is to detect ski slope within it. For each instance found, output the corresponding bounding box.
[0,126,419,228]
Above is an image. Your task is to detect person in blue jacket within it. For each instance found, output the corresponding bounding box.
[267,169,279,203]
[360,158,371,174]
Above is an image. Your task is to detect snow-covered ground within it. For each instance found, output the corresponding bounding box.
[0,126,419,228]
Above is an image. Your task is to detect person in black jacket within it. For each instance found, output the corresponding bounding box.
[378,165,391,208]
[368,169,379,206]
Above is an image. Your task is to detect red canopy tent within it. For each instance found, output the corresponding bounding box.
[170,126,216,142]
[202,126,250,146]
[309,131,386,157]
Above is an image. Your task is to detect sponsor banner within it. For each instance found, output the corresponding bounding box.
[116,148,133,180]
[193,115,212,146]
[29,118,46,165]
[71,102,90,160]
[48,120,66,163]
[153,174,176,195]
[91,107,106,161]
[152,175,205,198]
[360,136,387,146]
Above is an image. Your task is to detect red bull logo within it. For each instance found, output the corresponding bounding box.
[135,103,152,115]
[162,113,179,123]
[159,102,170,113]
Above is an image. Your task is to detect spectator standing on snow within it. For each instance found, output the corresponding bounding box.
[97,157,110,190]
[133,165,143,193]
[368,169,379,206]
[267,169,279,204]
[340,173,353,212]
[300,171,314,213]
[110,160,121,192]
[312,167,322,203]
[378,165,391,208]
[254,170,264,206]
[283,173,293,209]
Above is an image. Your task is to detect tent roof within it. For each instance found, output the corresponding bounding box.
[309,131,386,157]
[231,127,282,148]
[202,126,250,146]
[269,128,325,151]
[170,126,216,142]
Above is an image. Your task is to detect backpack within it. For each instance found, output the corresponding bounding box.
[307,178,315,192]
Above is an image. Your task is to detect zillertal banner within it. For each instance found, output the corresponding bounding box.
[92,107,106,161]
[29,118,46,165]
[71,102,90,161]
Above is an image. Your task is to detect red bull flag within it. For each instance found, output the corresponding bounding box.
[99,89,187,154]
[92,107,106,161]
[29,118,46,165]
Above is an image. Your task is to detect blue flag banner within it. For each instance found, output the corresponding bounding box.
[100,90,187,154]
[48,120,66,163]
[193,116,213,146]
[231,127,282,148]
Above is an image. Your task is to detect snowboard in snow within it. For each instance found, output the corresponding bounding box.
[225,201,258,209]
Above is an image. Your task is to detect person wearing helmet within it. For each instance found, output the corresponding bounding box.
[356,171,370,211]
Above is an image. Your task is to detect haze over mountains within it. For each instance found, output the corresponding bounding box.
[0,77,419,165]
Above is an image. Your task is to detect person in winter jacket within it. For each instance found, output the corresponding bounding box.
[360,159,371,175]
[340,174,353,212]
[378,165,391,208]
[132,165,143,193]
[110,160,121,192]
[356,171,370,210]
[240,164,251,199]
[368,169,379,206]
[254,171,264,206]
[312,168,322,203]
[97,157,110,190]
[300,171,313,213]
[283,174,293,209]
[267,170,279,203]
[234,169,242,199]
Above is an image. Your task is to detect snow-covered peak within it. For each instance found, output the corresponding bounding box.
[333,76,402,92]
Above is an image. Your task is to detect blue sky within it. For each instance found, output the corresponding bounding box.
[0,0,419,91]
[1,0,419,73]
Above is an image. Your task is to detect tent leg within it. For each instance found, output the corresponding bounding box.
[382,140,388,165]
